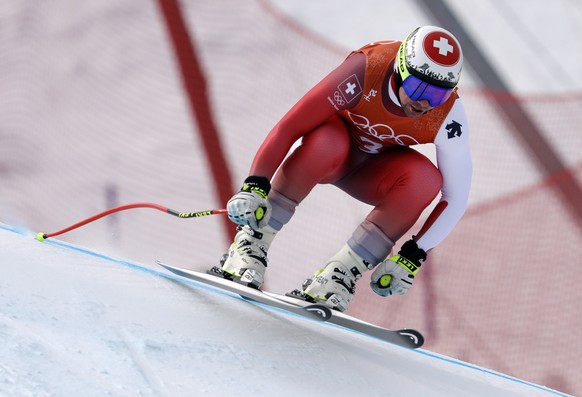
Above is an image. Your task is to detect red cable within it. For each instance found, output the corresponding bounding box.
[37,203,227,241]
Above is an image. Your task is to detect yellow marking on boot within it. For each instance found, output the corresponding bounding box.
[255,207,265,221]
[379,274,392,288]
[305,293,319,301]
[222,268,243,278]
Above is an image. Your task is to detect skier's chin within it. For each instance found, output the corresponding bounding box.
[403,104,427,118]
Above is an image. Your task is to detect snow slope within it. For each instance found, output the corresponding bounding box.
[0,224,570,397]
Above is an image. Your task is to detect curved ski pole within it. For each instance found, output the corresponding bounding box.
[35,203,227,241]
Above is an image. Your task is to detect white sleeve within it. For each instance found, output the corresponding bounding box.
[416,100,472,251]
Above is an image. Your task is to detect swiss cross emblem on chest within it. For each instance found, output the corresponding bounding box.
[337,74,362,103]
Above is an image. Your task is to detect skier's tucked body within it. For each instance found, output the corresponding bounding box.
[218,26,471,312]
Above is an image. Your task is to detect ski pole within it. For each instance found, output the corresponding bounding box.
[35,202,227,241]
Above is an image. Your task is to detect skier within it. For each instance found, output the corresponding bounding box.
[217,26,471,312]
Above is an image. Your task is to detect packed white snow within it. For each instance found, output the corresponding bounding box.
[0,224,570,397]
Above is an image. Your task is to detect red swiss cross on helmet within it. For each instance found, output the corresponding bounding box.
[398,26,463,89]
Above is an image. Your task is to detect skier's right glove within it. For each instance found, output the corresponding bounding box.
[370,239,426,296]
[226,176,271,230]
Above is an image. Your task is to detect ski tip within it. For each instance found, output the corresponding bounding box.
[303,304,332,321]
[397,329,424,349]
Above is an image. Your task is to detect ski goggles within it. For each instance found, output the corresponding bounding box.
[401,74,454,107]
[396,41,456,108]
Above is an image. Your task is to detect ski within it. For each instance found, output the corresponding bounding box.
[156,261,332,322]
[267,290,424,349]
[157,261,424,349]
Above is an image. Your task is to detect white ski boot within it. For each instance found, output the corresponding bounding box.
[297,245,373,312]
[218,225,277,288]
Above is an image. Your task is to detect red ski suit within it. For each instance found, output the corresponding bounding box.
[249,41,471,252]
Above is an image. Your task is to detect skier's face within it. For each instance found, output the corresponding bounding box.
[398,87,433,118]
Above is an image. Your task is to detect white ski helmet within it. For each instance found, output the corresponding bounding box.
[396,26,463,89]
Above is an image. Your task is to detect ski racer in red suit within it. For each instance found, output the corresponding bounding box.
[217,26,471,312]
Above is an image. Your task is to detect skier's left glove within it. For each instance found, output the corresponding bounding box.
[370,239,426,296]
[226,176,272,230]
